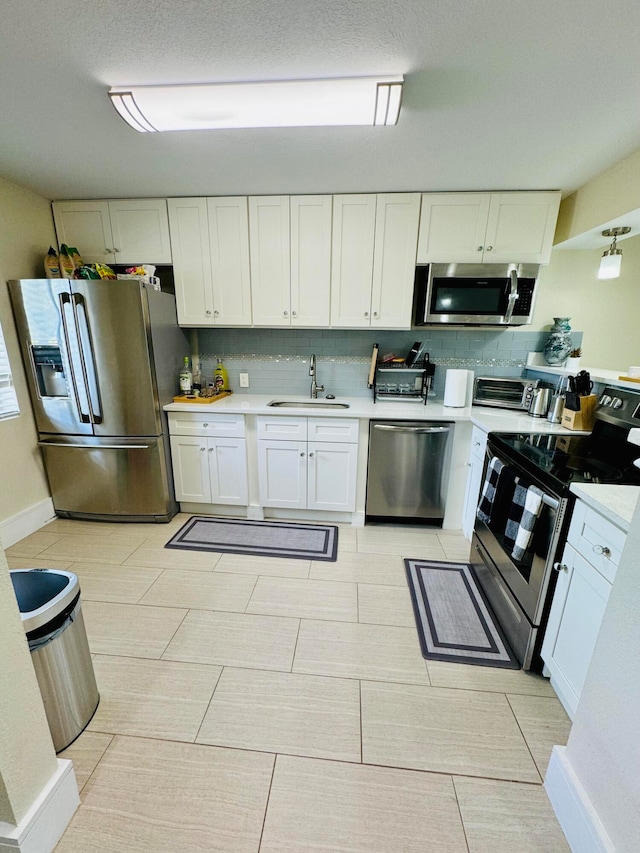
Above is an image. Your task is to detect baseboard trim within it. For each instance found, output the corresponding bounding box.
[0,759,79,852]
[544,746,615,853]
[0,499,55,548]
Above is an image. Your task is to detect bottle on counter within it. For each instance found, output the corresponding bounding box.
[214,358,229,391]
[179,356,192,394]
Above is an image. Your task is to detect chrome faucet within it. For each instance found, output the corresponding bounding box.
[309,354,324,398]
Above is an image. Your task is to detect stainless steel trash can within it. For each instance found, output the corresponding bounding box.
[10,568,99,752]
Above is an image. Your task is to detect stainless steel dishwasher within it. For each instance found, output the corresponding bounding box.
[366,420,453,522]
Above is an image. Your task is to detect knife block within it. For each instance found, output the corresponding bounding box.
[561,394,597,431]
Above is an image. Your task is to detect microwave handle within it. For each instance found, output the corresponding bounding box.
[503,270,519,323]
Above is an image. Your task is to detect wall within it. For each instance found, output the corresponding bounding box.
[194,327,560,399]
[555,500,640,851]
[527,238,640,370]
[0,175,56,524]
[0,540,58,826]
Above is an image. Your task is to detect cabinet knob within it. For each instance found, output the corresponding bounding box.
[292,311,297,317]
[593,544,611,557]
[200,446,206,452]
[114,247,121,253]
[206,310,212,315]
[300,452,305,457]
[203,423,208,427]
[373,311,379,318]
[364,311,369,318]
[473,440,481,446]
[214,309,219,316]
[208,447,214,452]
[477,246,483,251]
[309,452,314,458]
[553,562,568,572]
[485,245,493,252]
[105,247,113,253]
[283,310,289,317]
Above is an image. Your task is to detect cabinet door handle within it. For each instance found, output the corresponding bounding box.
[283,310,289,317]
[200,446,206,452]
[105,247,113,253]
[593,544,611,557]
[477,246,483,252]
[214,310,219,316]
[373,311,379,318]
[206,310,212,316]
[292,311,297,317]
[485,245,493,251]
[553,562,568,572]
[473,439,482,446]
[364,311,369,318]
[309,452,314,458]
[300,452,305,457]
[114,247,121,253]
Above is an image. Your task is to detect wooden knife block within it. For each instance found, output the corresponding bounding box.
[561,394,597,431]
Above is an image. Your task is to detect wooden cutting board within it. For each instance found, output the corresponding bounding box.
[172,391,233,403]
[618,376,640,384]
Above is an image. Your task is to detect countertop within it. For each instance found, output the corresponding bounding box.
[570,484,640,532]
[164,394,583,435]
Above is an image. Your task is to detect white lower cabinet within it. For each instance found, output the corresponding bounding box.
[257,416,359,512]
[542,499,626,719]
[461,425,488,539]
[168,413,248,506]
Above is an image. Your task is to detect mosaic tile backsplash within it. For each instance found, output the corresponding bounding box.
[193,328,583,399]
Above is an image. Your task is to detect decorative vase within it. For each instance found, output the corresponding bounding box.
[543,317,572,365]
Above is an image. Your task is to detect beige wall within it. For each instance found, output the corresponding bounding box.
[523,236,640,370]
[0,540,58,825]
[0,175,56,524]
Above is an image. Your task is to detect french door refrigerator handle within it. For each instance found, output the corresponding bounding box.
[38,442,151,449]
[71,292,103,424]
[58,292,91,423]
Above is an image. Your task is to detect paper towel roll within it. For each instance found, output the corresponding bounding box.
[444,369,470,407]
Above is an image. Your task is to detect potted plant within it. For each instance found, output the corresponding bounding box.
[566,347,582,370]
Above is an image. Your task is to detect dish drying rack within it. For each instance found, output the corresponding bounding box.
[372,355,435,404]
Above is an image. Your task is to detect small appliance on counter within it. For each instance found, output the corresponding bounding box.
[527,387,552,418]
[472,376,539,410]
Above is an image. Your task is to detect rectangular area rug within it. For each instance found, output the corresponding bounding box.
[165,516,339,562]
[404,558,520,669]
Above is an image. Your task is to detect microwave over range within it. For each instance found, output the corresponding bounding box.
[414,262,541,326]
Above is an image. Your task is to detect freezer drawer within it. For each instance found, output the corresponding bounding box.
[39,436,176,521]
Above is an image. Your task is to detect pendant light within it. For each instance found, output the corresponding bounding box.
[598,227,631,279]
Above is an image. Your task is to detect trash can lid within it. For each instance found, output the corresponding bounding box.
[10,569,80,634]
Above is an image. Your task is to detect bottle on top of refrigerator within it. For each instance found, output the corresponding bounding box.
[59,244,76,278]
[179,357,192,393]
[44,247,61,278]
[214,359,229,391]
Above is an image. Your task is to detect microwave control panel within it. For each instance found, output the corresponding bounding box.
[513,279,535,315]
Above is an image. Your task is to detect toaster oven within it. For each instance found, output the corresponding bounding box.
[472,376,539,410]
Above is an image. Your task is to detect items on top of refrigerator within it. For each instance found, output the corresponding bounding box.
[44,247,61,278]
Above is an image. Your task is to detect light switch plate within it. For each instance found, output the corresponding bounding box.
[239,372,249,388]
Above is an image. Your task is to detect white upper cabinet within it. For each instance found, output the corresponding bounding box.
[290,195,332,327]
[416,191,561,264]
[249,195,332,327]
[167,197,252,326]
[249,196,291,326]
[370,193,420,328]
[331,193,419,329]
[53,199,172,265]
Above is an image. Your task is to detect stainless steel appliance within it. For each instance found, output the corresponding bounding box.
[366,420,453,522]
[471,386,640,669]
[527,387,552,418]
[472,376,539,410]
[415,263,540,326]
[9,278,190,522]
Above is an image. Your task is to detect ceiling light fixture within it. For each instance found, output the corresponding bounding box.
[598,227,631,279]
[108,76,404,133]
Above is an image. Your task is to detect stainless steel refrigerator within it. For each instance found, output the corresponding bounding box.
[8,278,190,522]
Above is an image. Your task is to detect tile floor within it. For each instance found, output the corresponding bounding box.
[6,515,572,852]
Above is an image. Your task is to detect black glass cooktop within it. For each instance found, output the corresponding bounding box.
[489,424,640,493]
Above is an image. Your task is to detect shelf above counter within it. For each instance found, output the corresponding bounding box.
[524,352,640,391]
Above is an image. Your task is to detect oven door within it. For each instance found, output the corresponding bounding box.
[474,442,568,624]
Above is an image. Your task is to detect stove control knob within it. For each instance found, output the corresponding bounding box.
[610,397,623,409]
[600,395,612,406]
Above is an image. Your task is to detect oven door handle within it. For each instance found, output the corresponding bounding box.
[541,493,560,511]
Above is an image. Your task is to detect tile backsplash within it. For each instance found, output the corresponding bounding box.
[193,328,583,399]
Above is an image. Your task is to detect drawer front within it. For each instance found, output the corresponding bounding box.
[470,425,488,461]
[168,412,245,438]
[567,499,625,584]
[307,417,359,443]
[256,416,308,441]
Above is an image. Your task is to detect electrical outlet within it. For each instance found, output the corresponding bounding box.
[239,372,249,388]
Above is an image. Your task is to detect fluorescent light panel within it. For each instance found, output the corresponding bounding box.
[109,76,404,132]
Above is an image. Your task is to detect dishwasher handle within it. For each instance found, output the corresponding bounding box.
[373,424,451,434]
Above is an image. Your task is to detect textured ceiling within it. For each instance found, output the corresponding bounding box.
[2,0,640,201]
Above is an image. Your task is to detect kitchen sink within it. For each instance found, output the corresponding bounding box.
[267,400,350,409]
